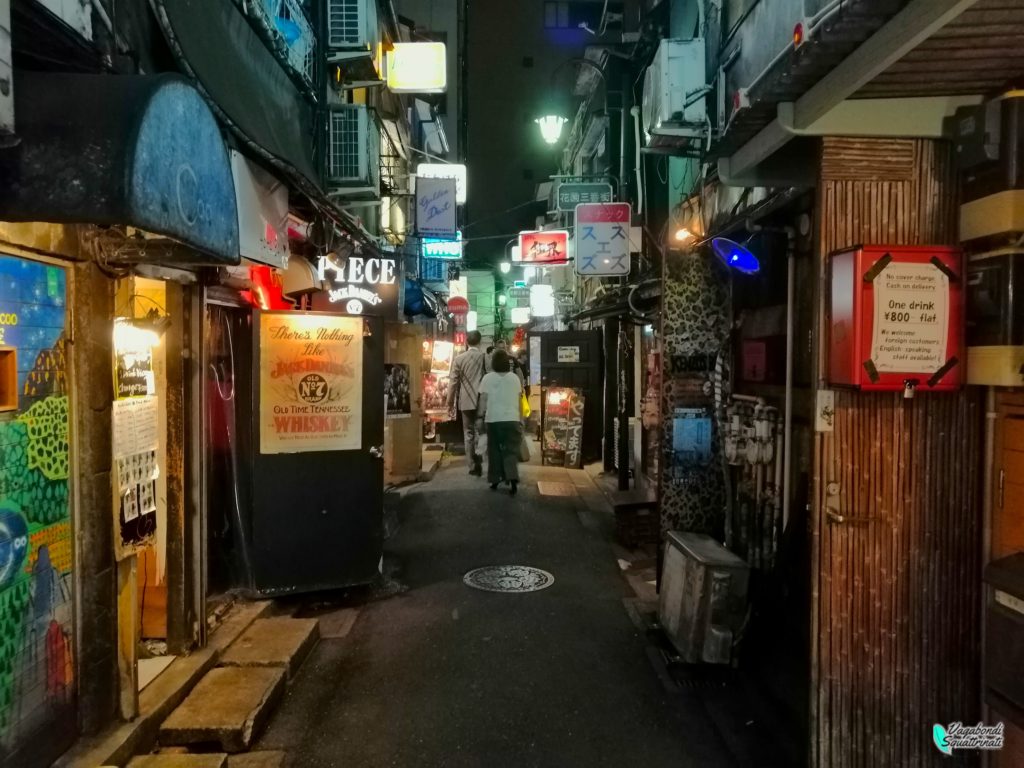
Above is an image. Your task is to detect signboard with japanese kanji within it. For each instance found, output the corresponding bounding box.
[517,230,570,265]
[557,179,613,211]
[574,203,631,276]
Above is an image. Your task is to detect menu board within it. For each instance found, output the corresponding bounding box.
[542,387,585,468]
[422,372,451,421]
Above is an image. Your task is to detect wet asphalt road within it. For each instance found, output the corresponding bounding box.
[257,458,737,768]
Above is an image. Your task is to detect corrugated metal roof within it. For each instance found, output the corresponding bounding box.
[719,0,1024,160]
[856,0,1024,98]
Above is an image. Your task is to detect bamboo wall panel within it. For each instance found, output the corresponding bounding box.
[813,138,983,768]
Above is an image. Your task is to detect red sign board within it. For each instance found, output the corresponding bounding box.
[448,296,470,315]
[517,230,570,265]
[828,244,962,392]
[454,331,467,345]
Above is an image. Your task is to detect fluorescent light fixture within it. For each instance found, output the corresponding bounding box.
[711,237,760,274]
[387,42,447,94]
[510,307,531,324]
[417,163,467,204]
[499,261,511,274]
[536,115,568,144]
[466,310,478,332]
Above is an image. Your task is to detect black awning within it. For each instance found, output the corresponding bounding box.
[152,0,320,189]
[0,72,239,263]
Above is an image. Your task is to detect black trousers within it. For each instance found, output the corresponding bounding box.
[486,421,521,484]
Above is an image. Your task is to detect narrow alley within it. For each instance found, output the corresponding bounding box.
[257,455,737,768]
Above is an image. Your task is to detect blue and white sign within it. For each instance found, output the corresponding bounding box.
[422,231,463,260]
[416,177,457,239]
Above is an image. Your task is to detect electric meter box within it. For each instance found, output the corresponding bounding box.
[828,245,964,392]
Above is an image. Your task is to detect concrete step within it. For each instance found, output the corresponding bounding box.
[219,617,319,678]
[226,752,287,768]
[159,667,286,753]
[127,755,227,768]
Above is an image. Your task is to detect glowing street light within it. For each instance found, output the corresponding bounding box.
[499,261,512,274]
[535,115,568,145]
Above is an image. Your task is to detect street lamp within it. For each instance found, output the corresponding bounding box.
[535,57,608,146]
[499,261,512,274]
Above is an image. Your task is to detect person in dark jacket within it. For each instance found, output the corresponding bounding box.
[448,331,487,475]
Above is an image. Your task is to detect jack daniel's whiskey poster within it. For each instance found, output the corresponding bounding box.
[259,313,363,454]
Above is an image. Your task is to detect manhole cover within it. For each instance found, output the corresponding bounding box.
[537,481,576,497]
[463,565,555,593]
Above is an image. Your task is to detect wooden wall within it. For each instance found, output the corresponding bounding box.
[812,138,984,767]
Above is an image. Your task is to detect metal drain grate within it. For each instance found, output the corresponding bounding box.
[537,481,576,497]
[463,565,554,593]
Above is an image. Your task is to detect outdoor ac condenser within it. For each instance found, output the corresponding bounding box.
[659,532,749,664]
[641,38,707,150]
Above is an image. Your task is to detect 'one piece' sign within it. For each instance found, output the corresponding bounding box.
[259,313,363,454]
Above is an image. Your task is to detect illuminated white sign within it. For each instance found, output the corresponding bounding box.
[387,42,447,94]
[417,163,467,204]
[510,307,531,325]
[530,284,555,317]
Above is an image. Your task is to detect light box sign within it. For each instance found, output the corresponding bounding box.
[312,252,400,317]
[517,230,569,265]
[387,42,447,94]
[258,313,363,454]
[417,163,467,204]
[416,177,457,239]
[422,231,462,260]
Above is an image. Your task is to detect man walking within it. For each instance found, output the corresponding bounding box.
[448,331,487,476]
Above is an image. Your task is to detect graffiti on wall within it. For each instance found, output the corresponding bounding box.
[0,255,73,760]
[659,252,731,535]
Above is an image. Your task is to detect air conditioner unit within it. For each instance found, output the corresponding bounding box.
[0,0,13,144]
[327,105,381,200]
[641,38,707,151]
[659,532,749,664]
[327,0,380,54]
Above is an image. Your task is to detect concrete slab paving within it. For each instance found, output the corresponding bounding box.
[220,618,319,677]
[226,751,287,768]
[127,755,227,768]
[160,667,286,753]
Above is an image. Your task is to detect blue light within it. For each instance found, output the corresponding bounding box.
[711,237,760,274]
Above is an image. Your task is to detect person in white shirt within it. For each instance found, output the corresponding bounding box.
[476,349,524,495]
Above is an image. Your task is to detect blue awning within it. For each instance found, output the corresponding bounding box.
[0,72,239,264]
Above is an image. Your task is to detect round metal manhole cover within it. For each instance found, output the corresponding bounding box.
[463,565,555,593]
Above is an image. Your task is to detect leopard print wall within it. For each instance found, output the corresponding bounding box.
[659,251,731,535]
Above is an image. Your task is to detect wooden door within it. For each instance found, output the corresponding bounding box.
[812,139,983,767]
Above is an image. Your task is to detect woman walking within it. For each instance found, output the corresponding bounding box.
[477,349,524,495]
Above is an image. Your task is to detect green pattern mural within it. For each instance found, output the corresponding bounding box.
[0,255,72,763]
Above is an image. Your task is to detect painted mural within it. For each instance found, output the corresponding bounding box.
[0,255,73,763]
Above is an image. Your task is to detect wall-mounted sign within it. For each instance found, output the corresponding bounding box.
[430,340,455,374]
[231,150,289,269]
[417,163,467,203]
[510,307,531,324]
[557,180,613,211]
[259,313,363,454]
[312,252,399,317]
[575,202,631,276]
[416,177,457,239]
[517,230,569,265]
[422,231,463,260]
[387,42,447,94]
[557,345,580,363]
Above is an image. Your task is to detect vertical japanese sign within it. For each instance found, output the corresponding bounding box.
[575,203,631,276]
[416,177,457,239]
[259,313,363,454]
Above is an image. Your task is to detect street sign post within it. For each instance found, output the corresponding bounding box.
[574,202,632,276]
[557,181,613,211]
